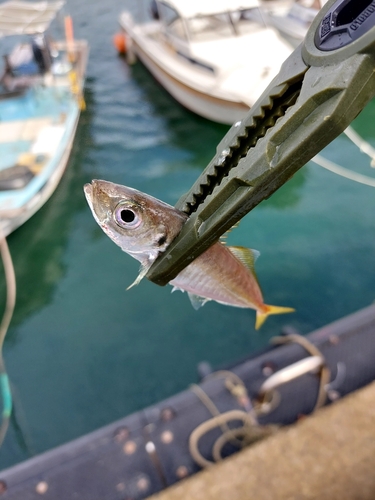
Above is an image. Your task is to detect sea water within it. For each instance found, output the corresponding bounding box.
[1,0,375,468]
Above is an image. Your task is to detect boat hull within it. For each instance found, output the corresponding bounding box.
[128,38,249,124]
[0,114,79,237]
[118,12,292,125]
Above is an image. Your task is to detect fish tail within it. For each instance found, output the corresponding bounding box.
[255,305,295,330]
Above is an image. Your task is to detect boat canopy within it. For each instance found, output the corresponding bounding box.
[0,0,64,37]
[161,0,260,19]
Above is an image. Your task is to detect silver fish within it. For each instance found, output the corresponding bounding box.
[84,180,294,329]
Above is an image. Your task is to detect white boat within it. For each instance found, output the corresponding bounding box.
[0,0,89,237]
[260,0,327,46]
[118,0,293,124]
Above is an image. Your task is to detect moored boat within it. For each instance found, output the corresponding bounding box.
[118,0,293,124]
[0,0,89,237]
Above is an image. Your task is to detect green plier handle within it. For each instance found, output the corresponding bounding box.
[147,0,375,286]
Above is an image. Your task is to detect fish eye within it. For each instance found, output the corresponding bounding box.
[114,203,142,229]
[120,209,135,223]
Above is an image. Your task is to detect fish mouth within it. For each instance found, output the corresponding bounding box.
[83,182,94,211]
[83,182,93,198]
[83,180,114,224]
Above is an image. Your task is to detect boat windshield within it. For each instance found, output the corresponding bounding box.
[158,2,188,40]
[187,8,265,41]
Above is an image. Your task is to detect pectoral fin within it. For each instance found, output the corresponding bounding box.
[126,264,149,290]
[255,305,295,330]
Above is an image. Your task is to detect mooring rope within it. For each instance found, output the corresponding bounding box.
[344,126,375,167]
[312,154,375,187]
[0,236,16,446]
[188,372,276,468]
[310,123,375,186]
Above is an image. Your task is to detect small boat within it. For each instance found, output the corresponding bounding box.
[0,0,89,237]
[118,0,293,124]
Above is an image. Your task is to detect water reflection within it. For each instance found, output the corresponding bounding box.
[129,62,228,164]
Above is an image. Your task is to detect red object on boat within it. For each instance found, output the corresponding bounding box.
[113,32,126,54]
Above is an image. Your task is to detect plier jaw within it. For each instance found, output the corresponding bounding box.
[147,0,375,286]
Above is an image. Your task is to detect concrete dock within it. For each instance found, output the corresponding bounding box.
[151,380,375,500]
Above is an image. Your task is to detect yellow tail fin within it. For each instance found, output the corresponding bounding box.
[255,305,295,330]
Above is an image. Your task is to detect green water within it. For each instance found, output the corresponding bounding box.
[1,0,375,469]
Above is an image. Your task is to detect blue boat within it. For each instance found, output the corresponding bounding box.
[0,1,88,237]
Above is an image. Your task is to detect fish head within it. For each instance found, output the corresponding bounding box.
[84,180,187,266]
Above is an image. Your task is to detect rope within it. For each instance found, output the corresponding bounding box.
[312,154,375,187]
[68,68,86,111]
[188,372,275,468]
[270,333,330,412]
[344,126,375,167]
[188,337,330,468]
[189,409,274,468]
[202,370,258,423]
[0,236,16,446]
[189,384,245,447]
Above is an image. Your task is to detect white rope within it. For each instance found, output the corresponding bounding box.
[0,235,16,446]
[344,126,375,167]
[311,154,375,188]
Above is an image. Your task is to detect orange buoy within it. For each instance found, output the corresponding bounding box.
[113,32,127,55]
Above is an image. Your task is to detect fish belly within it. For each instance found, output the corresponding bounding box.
[170,243,265,310]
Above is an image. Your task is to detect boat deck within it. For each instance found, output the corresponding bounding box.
[0,86,77,211]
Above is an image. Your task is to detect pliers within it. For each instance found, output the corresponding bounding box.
[146,0,375,286]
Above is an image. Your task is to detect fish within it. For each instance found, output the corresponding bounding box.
[84,180,294,329]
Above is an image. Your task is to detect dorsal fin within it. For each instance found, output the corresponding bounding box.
[220,221,241,245]
[228,246,260,276]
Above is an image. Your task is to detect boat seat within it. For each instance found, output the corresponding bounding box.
[0,164,34,191]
